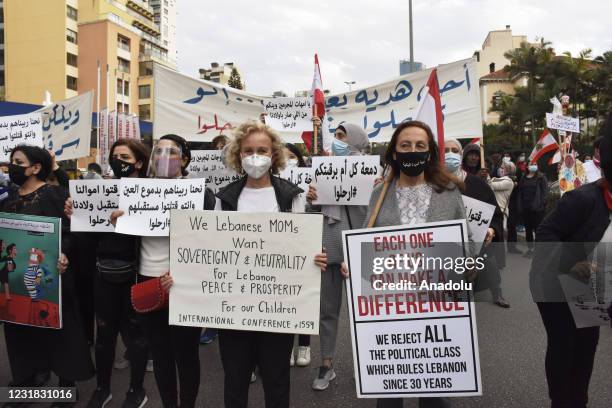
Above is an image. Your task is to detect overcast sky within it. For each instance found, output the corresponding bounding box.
[176,0,612,96]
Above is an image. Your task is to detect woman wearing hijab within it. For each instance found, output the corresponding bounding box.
[307,121,371,391]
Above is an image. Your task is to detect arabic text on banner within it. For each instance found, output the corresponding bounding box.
[461,195,495,254]
[311,156,380,206]
[115,178,206,236]
[153,58,482,143]
[187,150,241,192]
[69,180,120,232]
[545,112,580,133]
[169,210,323,334]
[38,91,93,161]
[279,167,313,200]
[342,220,482,398]
[0,212,62,329]
[0,113,43,162]
[263,97,313,132]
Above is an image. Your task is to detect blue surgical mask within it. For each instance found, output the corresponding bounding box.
[444,152,462,172]
[332,138,350,156]
[528,165,538,173]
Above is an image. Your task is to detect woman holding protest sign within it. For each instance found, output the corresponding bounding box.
[306,120,371,390]
[110,134,215,408]
[201,120,326,408]
[362,121,468,408]
[66,139,152,408]
[1,145,94,401]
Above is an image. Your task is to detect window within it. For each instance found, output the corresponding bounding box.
[139,61,154,76]
[117,34,130,51]
[139,104,151,121]
[66,53,77,67]
[0,52,4,66]
[0,8,4,23]
[139,85,151,99]
[66,28,77,44]
[117,57,130,74]
[123,103,129,114]
[67,5,78,21]
[67,75,77,91]
[124,81,130,96]
[117,79,123,95]
[492,92,504,110]
[117,102,123,113]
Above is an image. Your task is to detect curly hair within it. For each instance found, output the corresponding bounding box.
[225,120,286,174]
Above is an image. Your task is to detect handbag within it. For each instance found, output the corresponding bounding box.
[130,277,169,313]
[97,259,135,283]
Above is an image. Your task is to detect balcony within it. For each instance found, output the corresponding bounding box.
[129,11,160,38]
[126,0,154,19]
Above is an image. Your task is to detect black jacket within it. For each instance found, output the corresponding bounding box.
[530,181,609,301]
[464,174,504,245]
[216,175,302,212]
[518,173,548,213]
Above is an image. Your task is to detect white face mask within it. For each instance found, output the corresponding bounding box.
[286,159,299,168]
[242,154,272,179]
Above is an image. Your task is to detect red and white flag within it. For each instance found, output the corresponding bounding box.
[529,129,559,164]
[98,108,109,170]
[125,113,132,140]
[132,114,141,140]
[414,68,445,159]
[108,110,117,147]
[117,112,125,140]
[469,137,482,146]
[302,53,326,152]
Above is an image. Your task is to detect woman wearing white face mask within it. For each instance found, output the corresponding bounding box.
[517,162,548,257]
[283,143,307,168]
[214,121,327,408]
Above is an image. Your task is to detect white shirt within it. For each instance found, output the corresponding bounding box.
[214,186,305,213]
[139,236,170,278]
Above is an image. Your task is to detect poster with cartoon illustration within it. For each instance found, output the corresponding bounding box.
[0,212,62,329]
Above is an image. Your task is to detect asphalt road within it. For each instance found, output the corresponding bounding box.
[1,241,611,407]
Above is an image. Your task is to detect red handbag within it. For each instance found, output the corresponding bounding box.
[131,277,169,313]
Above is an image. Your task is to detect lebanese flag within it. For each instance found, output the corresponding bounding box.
[302,54,326,152]
[529,129,559,164]
[469,138,481,146]
[414,68,445,160]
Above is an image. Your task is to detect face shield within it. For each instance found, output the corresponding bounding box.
[148,143,184,178]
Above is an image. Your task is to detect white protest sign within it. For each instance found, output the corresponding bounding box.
[343,220,481,398]
[279,167,313,198]
[546,113,580,133]
[559,275,610,328]
[169,210,323,334]
[263,97,313,132]
[187,150,241,192]
[69,180,119,232]
[153,59,482,144]
[461,195,495,254]
[311,156,380,205]
[39,91,93,161]
[115,178,205,236]
[0,113,44,162]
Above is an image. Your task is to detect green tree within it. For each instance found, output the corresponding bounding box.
[227,68,243,90]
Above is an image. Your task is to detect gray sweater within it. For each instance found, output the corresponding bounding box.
[364,178,468,228]
[322,205,368,265]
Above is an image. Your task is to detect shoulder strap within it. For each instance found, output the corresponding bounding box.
[367,178,391,228]
[344,206,353,229]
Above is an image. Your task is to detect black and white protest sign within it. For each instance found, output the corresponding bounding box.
[69,180,119,232]
[263,97,313,132]
[311,156,380,205]
[343,220,482,398]
[187,150,241,192]
[169,210,323,334]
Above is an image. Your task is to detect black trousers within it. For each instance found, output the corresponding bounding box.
[140,306,201,408]
[296,334,310,347]
[219,329,293,408]
[94,272,148,391]
[376,397,451,408]
[523,209,545,248]
[536,302,600,408]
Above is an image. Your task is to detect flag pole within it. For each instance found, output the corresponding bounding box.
[96,60,101,165]
[313,103,319,155]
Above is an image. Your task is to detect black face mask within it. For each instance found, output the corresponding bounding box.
[8,163,30,186]
[395,151,430,177]
[110,158,137,179]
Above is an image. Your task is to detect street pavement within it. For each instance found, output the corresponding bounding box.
[1,240,611,407]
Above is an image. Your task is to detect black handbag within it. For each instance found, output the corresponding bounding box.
[97,259,136,283]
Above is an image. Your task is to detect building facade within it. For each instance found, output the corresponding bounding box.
[399,60,424,75]
[199,62,240,86]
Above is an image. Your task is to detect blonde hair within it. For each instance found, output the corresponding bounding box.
[225,120,287,174]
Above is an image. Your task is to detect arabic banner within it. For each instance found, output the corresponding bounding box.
[461,195,495,254]
[187,150,241,192]
[154,64,267,142]
[69,180,120,232]
[153,59,481,144]
[263,97,313,132]
[325,58,482,142]
[311,156,380,205]
[115,178,206,236]
[38,91,93,161]
[0,212,62,329]
[98,109,109,173]
[545,113,580,133]
[0,113,44,162]
[169,210,323,334]
[342,220,481,398]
